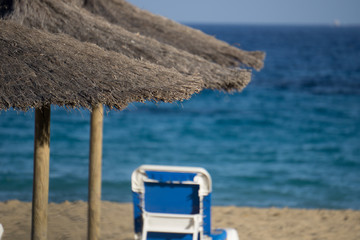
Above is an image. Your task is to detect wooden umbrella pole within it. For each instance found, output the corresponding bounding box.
[32,105,51,240]
[88,104,104,240]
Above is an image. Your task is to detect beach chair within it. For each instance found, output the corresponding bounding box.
[131,165,239,240]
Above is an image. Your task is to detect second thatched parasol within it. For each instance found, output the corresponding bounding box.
[84,0,265,70]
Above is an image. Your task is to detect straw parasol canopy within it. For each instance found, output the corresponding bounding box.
[84,0,265,70]
[3,0,256,92]
[0,20,203,111]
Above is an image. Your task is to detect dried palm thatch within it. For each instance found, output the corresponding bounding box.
[83,0,265,70]
[0,20,203,111]
[4,0,252,92]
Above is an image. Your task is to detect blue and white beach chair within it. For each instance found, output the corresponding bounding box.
[131,165,239,240]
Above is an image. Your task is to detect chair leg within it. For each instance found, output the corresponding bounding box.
[0,224,3,240]
[141,230,147,240]
[223,228,239,240]
[141,218,147,240]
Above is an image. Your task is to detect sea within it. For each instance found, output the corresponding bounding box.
[1,24,360,210]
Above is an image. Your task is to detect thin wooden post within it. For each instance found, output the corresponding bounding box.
[88,104,104,240]
[32,106,51,240]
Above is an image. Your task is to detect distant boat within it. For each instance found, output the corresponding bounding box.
[333,19,341,27]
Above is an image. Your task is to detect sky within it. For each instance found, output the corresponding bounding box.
[126,0,360,25]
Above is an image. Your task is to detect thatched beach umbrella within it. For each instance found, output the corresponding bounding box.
[1,1,265,240]
[0,21,202,110]
[0,20,203,240]
[4,0,255,91]
[84,0,265,70]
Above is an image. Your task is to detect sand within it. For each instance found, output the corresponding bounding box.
[0,200,359,240]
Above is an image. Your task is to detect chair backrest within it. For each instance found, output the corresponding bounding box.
[131,165,212,240]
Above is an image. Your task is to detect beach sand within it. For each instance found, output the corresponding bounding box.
[0,200,359,240]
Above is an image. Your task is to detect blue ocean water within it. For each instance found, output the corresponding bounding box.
[1,25,360,209]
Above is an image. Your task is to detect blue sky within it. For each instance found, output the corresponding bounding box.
[127,0,360,25]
